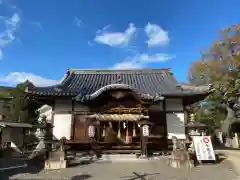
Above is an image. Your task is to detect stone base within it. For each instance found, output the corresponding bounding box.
[168,159,194,169]
[44,160,67,169]
[138,155,148,159]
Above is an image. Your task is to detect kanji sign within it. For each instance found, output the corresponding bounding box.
[192,136,216,161]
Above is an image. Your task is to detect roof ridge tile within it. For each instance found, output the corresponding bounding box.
[68,68,171,74]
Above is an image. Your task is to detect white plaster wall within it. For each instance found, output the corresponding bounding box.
[1,127,24,147]
[166,112,186,139]
[52,101,90,140]
[165,98,183,111]
[52,100,73,140]
[53,114,72,140]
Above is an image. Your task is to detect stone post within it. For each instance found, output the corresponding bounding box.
[234,133,239,148]
[218,131,223,144]
[140,124,149,157]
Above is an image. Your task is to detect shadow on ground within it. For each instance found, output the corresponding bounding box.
[71,174,92,180]
[216,153,227,163]
[119,172,160,180]
[67,152,96,168]
[68,158,95,168]
[0,155,44,180]
[216,146,240,151]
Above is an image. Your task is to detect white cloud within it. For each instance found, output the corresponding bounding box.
[111,53,172,69]
[73,16,82,28]
[87,41,94,47]
[0,13,21,59]
[145,23,169,47]
[96,24,111,34]
[0,72,59,86]
[94,23,136,47]
[31,21,42,29]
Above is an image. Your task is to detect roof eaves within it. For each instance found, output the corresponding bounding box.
[0,122,33,128]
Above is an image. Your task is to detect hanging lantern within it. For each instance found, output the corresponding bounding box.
[88,125,95,138]
[142,125,149,137]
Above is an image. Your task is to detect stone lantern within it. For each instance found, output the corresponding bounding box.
[138,119,154,157]
[186,113,208,136]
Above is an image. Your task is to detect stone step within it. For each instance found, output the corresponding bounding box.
[97,154,168,162]
[100,154,139,161]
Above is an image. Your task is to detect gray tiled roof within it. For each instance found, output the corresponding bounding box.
[25,69,213,100]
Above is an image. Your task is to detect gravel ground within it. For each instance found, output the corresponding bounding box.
[1,158,238,180]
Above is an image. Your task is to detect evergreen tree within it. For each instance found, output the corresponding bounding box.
[8,82,41,123]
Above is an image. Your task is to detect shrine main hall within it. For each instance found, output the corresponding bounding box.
[25,68,213,153]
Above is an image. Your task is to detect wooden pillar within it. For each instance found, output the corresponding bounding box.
[163,99,168,149]
[102,123,106,137]
[70,100,75,140]
[140,127,144,155]
[22,128,26,152]
[96,123,100,142]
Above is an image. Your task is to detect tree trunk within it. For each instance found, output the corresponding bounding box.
[221,105,235,135]
[226,106,235,121]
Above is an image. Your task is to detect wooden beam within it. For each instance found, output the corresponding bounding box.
[163,98,168,148]
[70,100,75,140]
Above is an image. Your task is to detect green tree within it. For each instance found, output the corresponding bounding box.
[187,24,240,134]
[0,86,13,98]
[8,82,41,123]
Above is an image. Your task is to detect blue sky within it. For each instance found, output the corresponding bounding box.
[0,0,239,86]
